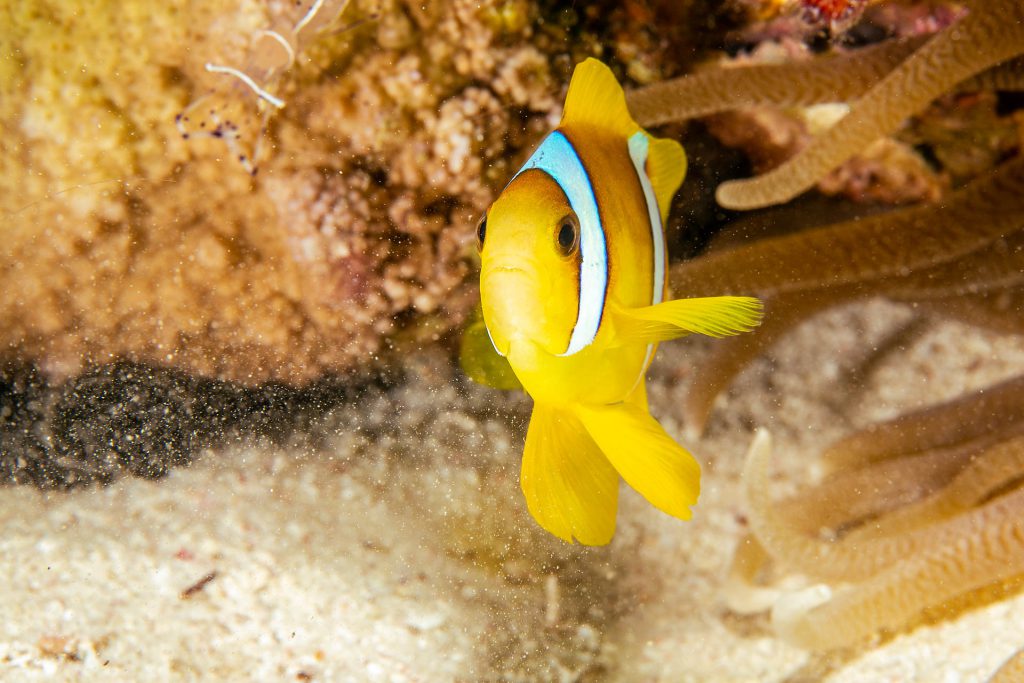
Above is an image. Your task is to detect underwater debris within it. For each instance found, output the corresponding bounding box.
[175,0,355,174]
[735,426,1024,652]
[180,570,219,599]
[798,0,869,31]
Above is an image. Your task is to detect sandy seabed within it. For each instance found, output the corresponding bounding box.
[2,298,1024,682]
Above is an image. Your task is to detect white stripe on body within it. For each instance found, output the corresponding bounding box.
[626,131,666,395]
[512,131,608,357]
[628,132,665,306]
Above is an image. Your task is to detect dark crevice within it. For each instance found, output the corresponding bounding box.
[0,359,394,489]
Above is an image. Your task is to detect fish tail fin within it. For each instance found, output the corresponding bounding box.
[521,402,619,545]
[612,296,764,344]
[578,400,700,521]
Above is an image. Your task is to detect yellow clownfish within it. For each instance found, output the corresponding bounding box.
[464,58,763,545]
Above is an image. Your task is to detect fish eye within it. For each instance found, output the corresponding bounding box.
[475,215,487,251]
[555,215,579,256]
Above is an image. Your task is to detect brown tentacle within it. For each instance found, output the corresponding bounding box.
[716,0,1024,209]
[822,374,1024,472]
[773,445,974,537]
[671,155,1024,299]
[626,37,927,126]
[961,57,1024,92]
[723,533,779,614]
[883,231,1024,301]
[989,647,1024,683]
[743,432,1016,584]
[776,485,1024,650]
[843,435,1024,542]
[913,287,1024,336]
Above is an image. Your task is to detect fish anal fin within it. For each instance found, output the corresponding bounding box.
[521,403,619,545]
[561,58,639,138]
[578,401,700,521]
[612,296,764,344]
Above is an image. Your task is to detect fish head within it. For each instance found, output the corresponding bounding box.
[478,169,582,358]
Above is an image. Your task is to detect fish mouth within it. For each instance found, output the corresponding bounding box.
[480,264,537,357]
[481,264,529,278]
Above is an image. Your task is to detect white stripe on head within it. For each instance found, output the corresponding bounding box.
[626,131,665,395]
[512,131,608,357]
[627,132,665,307]
[486,320,506,357]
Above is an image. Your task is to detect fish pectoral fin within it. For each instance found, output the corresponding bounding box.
[459,314,522,390]
[577,401,700,521]
[611,296,764,344]
[521,403,619,545]
[646,136,687,222]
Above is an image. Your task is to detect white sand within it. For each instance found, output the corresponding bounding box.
[2,299,1023,681]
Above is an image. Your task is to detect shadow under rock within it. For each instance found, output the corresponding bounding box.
[0,359,393,489]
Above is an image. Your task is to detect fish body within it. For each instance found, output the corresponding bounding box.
[472,59,762,545]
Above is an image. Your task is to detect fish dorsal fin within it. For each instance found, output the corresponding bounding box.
[561,58,640,138]
[562,59,686,219]
[646,136,687,222]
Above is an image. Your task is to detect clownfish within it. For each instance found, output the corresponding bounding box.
[463,59,763,545]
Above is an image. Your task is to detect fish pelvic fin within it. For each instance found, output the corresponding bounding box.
[521,402,619,545]
[459,311,522,390]
[646,136,687,223]
[626,376,649,413]
[577,400,700,521]
[561,58,640,139]
[611,296,763,344]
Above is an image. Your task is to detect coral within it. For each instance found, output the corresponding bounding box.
[735,428,1024,652]
[1,0,718,386]
[799,0,869,29]
[0,1,525,384]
